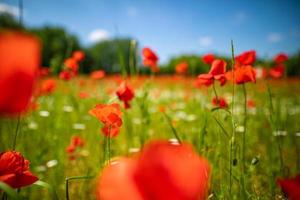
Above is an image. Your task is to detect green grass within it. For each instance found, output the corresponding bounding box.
[1,76,299,199]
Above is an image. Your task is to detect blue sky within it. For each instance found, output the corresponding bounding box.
[1,0,300,63]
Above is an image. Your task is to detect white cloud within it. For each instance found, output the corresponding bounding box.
[127,7,137,17]
[198,36,213,47]
[0,3,19,17]
[88,29,110,43]
[267,33,282,43]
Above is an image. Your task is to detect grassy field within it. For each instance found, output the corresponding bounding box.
[1,76,300,199]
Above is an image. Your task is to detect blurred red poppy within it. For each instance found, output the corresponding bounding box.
[235,50,256,65]
[97,140,211,200]
[101,125,120,137]
[202,54,215,65]
[229,65,256,84]
[64,58,78,73]
[39,79,56,95]
[0,151,38,188]
[89,103,122,137]
[59,70,73,81]
[212,97,228,108]
[269,64,285,79]
[66,135,85,160]
[38,67,50,77]
[142,47,159,72]
[90,70,106,80]
[134,140,211,200]
[0,31,40,116]
[277,173,300,200]
[78,91,89,99]
[247,99,255,108]
[197,59,227,87]
[72,50,85,62]
[274,53,288,64]
[175,62,189,75]
[116,82,135,109]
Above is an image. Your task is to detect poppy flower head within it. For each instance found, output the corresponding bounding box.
[277,173,300,200]
[39,79,56,95]
[101,125,120,137]
[247,99,255,108]
[235,50,256,65]
[72,50,85,62]
[142,47,159,71]
[212,97,228,108]
[0,31,40,116]
[89,103,123,129]
[116,82,135,109]
[78,91,89,99]
[38,67,50,77]
[90,70,106,80]
[234,65,256,84]
[0,151,38,188]
[209,59,227,76]
[202,54,215,65]
[175,62,189,75]
[197,74,214,87]
[64,58,78,72]
[59,70,73,81]
[274,53,288,64]
[269,64,285,79]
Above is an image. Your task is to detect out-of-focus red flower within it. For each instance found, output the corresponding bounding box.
[0,31,40,116]
[142,47,159,72]
[38,67,50,77]
[235,50,256,65]
[175,62,188,75]
[0,151,38,188]
[197,59,227,87]
[212,97,228,108]
[202,54,215,65]
[232,65,256,84]
[66,135,85,160]
[269,64,285,79]
[274,53,288,64]
[97,158,143,200]
[78,91,89,99]
[277,173,300,200]
[64,58,78,72]
[39,79,56,95]
[101,126,120,137]
[135,140,211,200]
[59,70,73,81]
[116,82,135,109]
[72,50,85,62]
[90,70,106,80]
[247,99,255,108]
[89,103,123,137]
[97,140,211,200]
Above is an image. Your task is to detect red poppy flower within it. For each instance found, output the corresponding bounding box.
[269,64,285,79]
[175,62,188,75]
[134,140,211,200]
[72,50,85,62]
[101,125,120,137]
[247,99,255,108]
[233,65,256,84]
[235,50,256,65]
[116,82,135,109]
[59,70,73,81]
[89,103,123,137]
[0,151,38,188]
[197,59,227,87]
[0,31,40,116]
[39,79,56,95]
[64,58,78,72]
[142,47,159,72]
[90,70,106,80]
[97,158,143,200]
[66,135,85,160]
[274,53,288,64]
[202,54,215,65]
[78,92,89,99]
[97,140,211,200]
[212,97,228,108]
[38,67,50,77]
[277,173,300,200]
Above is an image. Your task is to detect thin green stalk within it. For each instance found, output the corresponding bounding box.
[12,116,21,150]
[212,81,219,103]
[241,83,247,199]
[65,175,94,200]
[163,112,182,144]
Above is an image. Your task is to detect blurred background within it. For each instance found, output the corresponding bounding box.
[1,0,300,75]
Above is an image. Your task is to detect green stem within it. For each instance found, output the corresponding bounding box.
[12,116,21,150]
[241,83,247,199]
[65,175,94,200]
[163,112,182,144]
[212,81,219,103]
